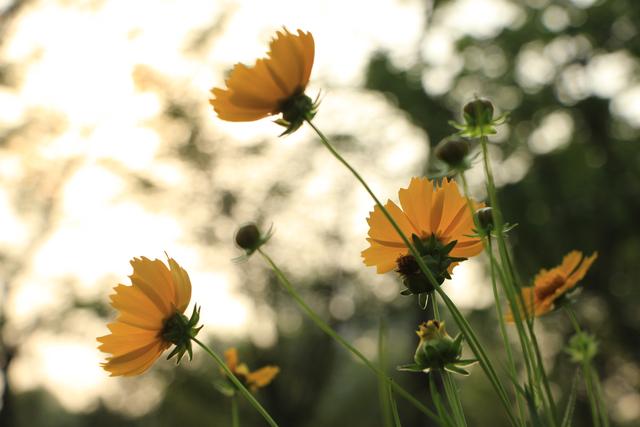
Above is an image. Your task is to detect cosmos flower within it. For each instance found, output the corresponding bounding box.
[511,251,598,318]
[362,178,483,293]
[224,348,280,392]
[97,256,200,376]
[210,28,316,135]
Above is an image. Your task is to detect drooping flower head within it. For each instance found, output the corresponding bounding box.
[210,28,316,135]
[362,177,484,295]
[97,256,201,376]
[510,251,598,319]
[223,348,280,393]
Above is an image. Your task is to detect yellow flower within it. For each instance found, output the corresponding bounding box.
[224,348,280,392]
[362,177,483,276]
[97,256,196,377]
[511,251,598,319]
[210,28,316,134]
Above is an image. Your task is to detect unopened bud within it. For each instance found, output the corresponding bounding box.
[475,207,494,231]
[566,332,598,363]
[463,98,494,127]
[434,138,469,167]
[235,224,262,251]
[414,320,461,368]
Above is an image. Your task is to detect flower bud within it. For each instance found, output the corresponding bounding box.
[434,138,469,167]
[398,320,476,375]
[463,98,494,128]
[565,332,598,363]
[475,207,494,231]
[414,320,459,367]
[235,223,262,251]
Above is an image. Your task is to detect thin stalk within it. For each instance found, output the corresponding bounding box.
[231,397,240,427]
[583,362,602,427]
[307,119,518,427]
[592,368,610,427]
[458,172,526,426]
[478,136,557,424]
[458,173,522,386]
[192,338,279,427]
[442,371,466,427]
[430,293,466,427]
[564,307,609,427]
[378,318,394,427]
[257,248,441,423]
[486,238,526,425]
[388,383,403,427]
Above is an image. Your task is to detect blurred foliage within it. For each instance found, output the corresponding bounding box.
[2,0,640,426]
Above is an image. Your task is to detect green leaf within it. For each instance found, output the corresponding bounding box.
[444,365,470,376]
[396,363,424,372]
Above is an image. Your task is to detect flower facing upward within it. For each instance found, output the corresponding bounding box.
[224,348,280,392]
[210,28,316,135]
[512,251,598,318]
[97,256,200,376]
[362,178,483,293]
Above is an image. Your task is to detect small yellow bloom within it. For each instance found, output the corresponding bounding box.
[509,251,598,319]
[97,256,194,376]
[210,28,315,134]
[362,177,484,275]
[224,348,280,392]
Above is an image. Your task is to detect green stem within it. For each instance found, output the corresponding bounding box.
[388,383,403,427]
[592,367,610,427]
[306,119,518,427]
[378,318,394,427]
[192,338,279,427]
[430,293,466,427]
[231,397,240,427]
[458,173,519,386]
[564,306,582,334]
[564,307,609,427]
[442,371,467,427]
[257,248,441,423]
[478,136,558,425]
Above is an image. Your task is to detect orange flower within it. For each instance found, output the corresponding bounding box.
[362,177,484,275]
[510,251,598,319]
[97,256,197,376]
[224,348,280,392]
[210,28,315,134]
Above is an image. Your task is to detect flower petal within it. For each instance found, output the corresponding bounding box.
[362,240,407,273]
[97,325,159,358]
[266,29,304,95]
[246,366,280,389]
[225,62,284,108]
[168,257,192,313]
[366,200,417,244]
[102,341,167,377]
[209,88,273,122]
[398,177,432,235]
[129,257,176,315]
[109,283,165,321]
[295,30,315,88]
[559,251,583,277]
[224,348,238,372]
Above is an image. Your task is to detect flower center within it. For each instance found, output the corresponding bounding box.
[396,254,419,276]
[535,274,565,301]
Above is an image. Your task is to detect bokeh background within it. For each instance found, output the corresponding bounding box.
[1,0,639,425]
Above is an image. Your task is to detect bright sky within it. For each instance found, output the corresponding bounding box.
[0,0,638,422]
